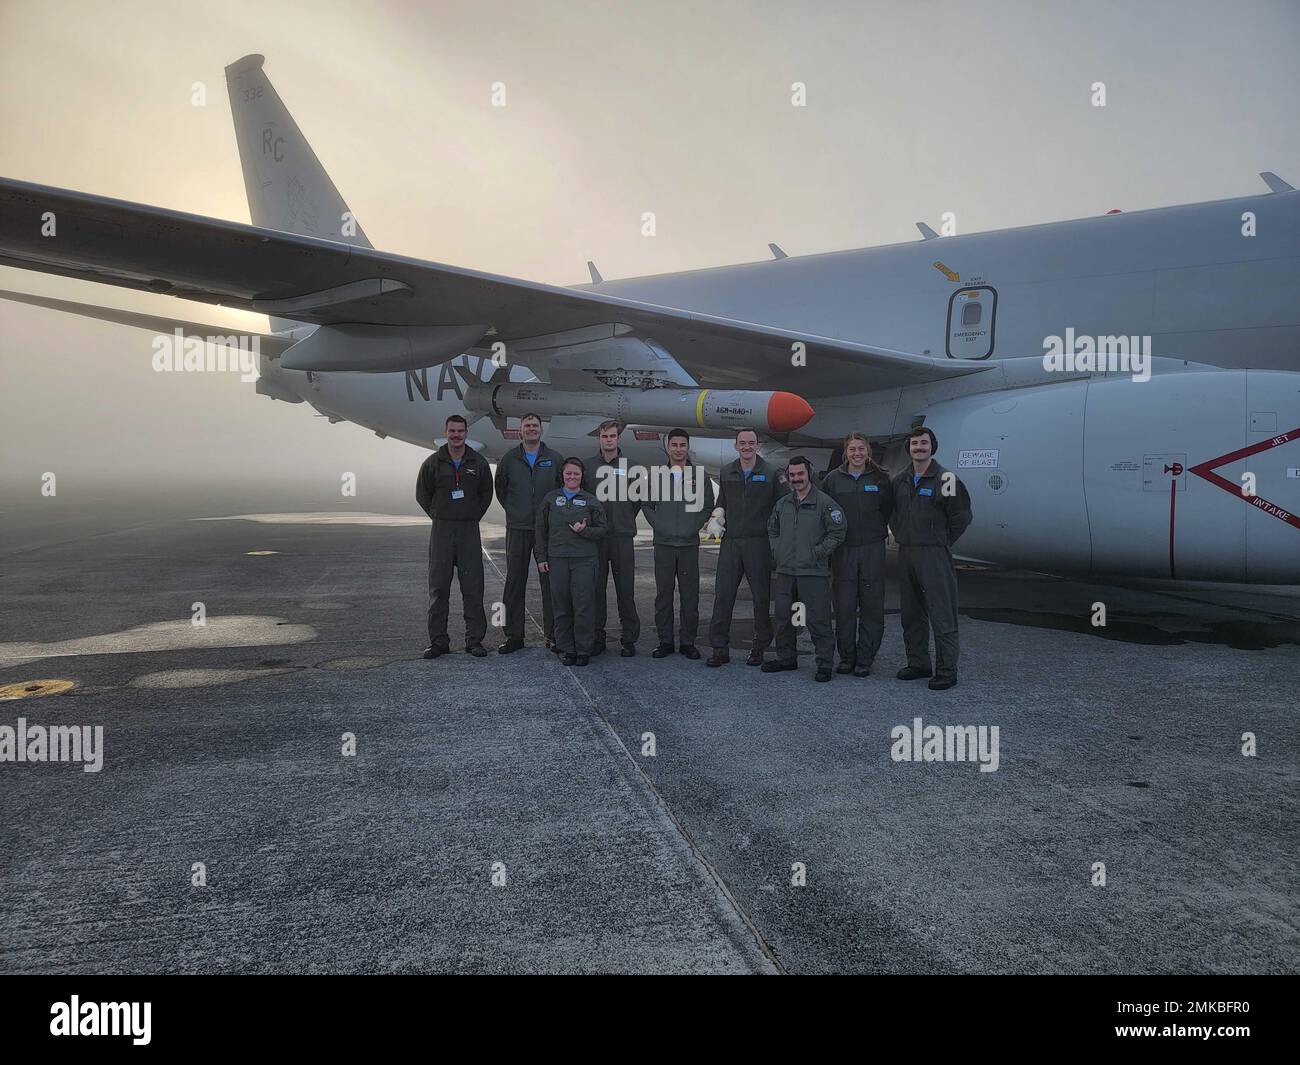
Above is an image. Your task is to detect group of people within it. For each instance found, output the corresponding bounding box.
[416,415,973,690]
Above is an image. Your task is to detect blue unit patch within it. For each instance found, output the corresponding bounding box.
[863,484,880,492]
[918,487,934,497]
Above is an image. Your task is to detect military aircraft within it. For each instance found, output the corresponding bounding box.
[1,54,1296,582]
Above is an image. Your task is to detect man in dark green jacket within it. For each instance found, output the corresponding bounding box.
[889,426,973,691]
[493,413,563,653]
[762,455,847,681]
[416,414,495,657]
[582,420,641,656]
[642,428,715,659]
[707,428,789,667]
[536,457,607,665]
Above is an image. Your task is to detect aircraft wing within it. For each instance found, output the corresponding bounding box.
[0,177,988,395]
[0,287,296,354]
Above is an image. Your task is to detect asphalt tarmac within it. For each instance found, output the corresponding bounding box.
[1,485,1296,973]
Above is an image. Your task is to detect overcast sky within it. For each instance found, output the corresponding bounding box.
[2,0,1298,497]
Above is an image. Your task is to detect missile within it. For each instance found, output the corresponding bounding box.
[465,382,814,433]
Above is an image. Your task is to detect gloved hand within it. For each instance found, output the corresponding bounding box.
[702,507,725,540]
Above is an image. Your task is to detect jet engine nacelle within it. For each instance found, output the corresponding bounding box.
[916,370,1300,583]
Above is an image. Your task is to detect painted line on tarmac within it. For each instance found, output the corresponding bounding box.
[480,541,783,974]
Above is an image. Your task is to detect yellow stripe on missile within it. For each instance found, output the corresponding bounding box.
[695,389,710,427]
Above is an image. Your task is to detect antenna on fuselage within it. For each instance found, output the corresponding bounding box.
[1260,172,1295,193]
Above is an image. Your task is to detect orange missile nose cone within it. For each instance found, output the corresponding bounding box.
[767,391,814,432]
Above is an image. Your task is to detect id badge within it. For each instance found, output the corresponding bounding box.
[451,489,465,500]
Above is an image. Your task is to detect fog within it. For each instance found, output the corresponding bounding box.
[2,0,1298,500]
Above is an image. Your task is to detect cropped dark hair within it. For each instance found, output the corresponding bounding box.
[562,456,586,475]
[445,414,468,429]
[666,428,690,444]
[908,425,938,453]
[786,454,812,475]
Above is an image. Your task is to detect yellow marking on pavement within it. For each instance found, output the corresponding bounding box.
[0,679,75,700]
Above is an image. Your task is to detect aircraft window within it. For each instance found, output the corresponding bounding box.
[962,302,982,327]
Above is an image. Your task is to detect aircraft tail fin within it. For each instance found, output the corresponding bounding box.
[224,53,371,333]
